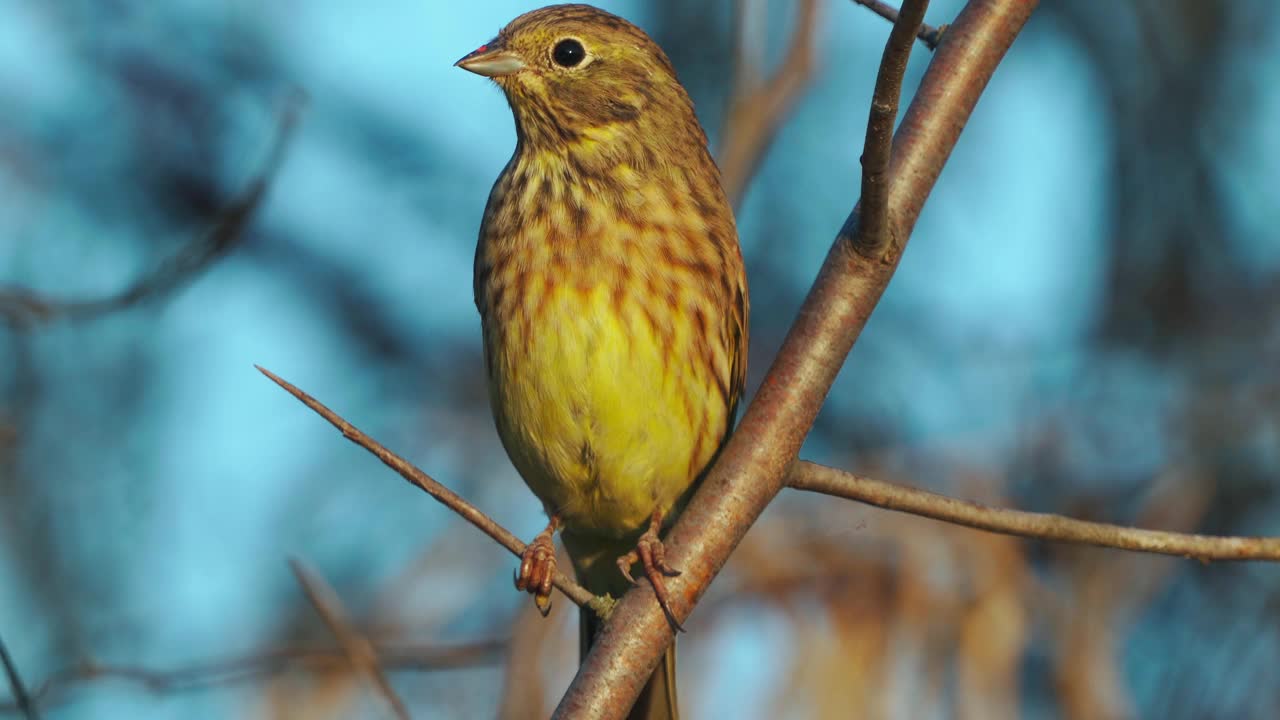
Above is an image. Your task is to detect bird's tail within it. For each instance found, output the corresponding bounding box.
[567,531,679,720]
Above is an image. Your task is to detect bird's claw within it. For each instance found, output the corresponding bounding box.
[516,522,558,616]
[616,515,685,633]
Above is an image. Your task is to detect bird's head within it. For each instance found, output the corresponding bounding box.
[455,4,703,150]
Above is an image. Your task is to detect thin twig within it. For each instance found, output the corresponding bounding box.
[788,461,1280,560]
[0,634,39,720]
[255,367,597,611]
[556,1,1043,717]
[718,0,822,207]
[848,0,929,260]
[0,92,305,328]
[289,558,411,720]
[851,0,946,50]
[2,641,506,714]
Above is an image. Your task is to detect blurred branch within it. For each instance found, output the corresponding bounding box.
[0,641,505,714]
[0,93,304,328]
[557,0,970,715]
[289,558,410,720]
[255,367,598,611]
[788,461,1280,560]
[0,634,39,720]
[718,0,821,207]
[1047,469,1212,720]
[851,0,946,50]
[497,595,570,720]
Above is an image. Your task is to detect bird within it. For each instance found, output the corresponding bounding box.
[457,5,748,718]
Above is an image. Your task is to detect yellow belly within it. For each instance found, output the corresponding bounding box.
[485,282,724,538]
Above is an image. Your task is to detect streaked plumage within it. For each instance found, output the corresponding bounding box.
[459,5,748,719]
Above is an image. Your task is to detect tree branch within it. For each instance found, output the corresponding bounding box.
[788,461,1280,560]
[851,0,946,50]
[289,558,410,720]
[0,93,304,329]
[717,0,822,208]
[2,641,505,714]
[0,634,39,720]
[255,367,598,612]
[554,2,1038,717]
[849,0,929,260]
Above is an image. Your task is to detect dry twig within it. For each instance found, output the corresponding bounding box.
[852,0,946,49]
[846,0,929,260]
[788,461,1280,560]
[256,367,597,611]
[289,558,411,720]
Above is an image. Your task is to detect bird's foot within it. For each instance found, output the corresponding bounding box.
[617,512,685,632]
[515,517,560,616]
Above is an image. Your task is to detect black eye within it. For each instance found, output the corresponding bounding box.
[552,39,585,68]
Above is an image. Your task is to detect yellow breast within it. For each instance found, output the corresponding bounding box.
[474,122,746,541]
[484,276,727,537]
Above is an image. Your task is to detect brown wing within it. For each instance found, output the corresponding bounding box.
[725,265,749,429]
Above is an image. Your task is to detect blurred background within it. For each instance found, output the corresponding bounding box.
[2,0,1279,717]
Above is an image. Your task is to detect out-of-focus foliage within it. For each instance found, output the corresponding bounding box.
[2,0,1279,718]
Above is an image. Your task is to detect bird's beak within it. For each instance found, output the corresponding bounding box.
[455,41,525,77]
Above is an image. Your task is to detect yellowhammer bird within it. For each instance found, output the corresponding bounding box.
[458,5,748,718]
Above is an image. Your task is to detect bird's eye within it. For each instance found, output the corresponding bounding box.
[552,38,586,68]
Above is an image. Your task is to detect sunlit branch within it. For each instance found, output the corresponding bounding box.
[788,461,1280,560]
[555,1,944,717]
[848,0,929,260]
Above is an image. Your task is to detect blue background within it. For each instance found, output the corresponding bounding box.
[2,1,1279,717]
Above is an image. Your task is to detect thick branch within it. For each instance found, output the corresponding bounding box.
[256,367,597,611]
[789,461,1280,560]
[554,0,1013,716]
[289,558,410,720]
[852,0,946,50]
